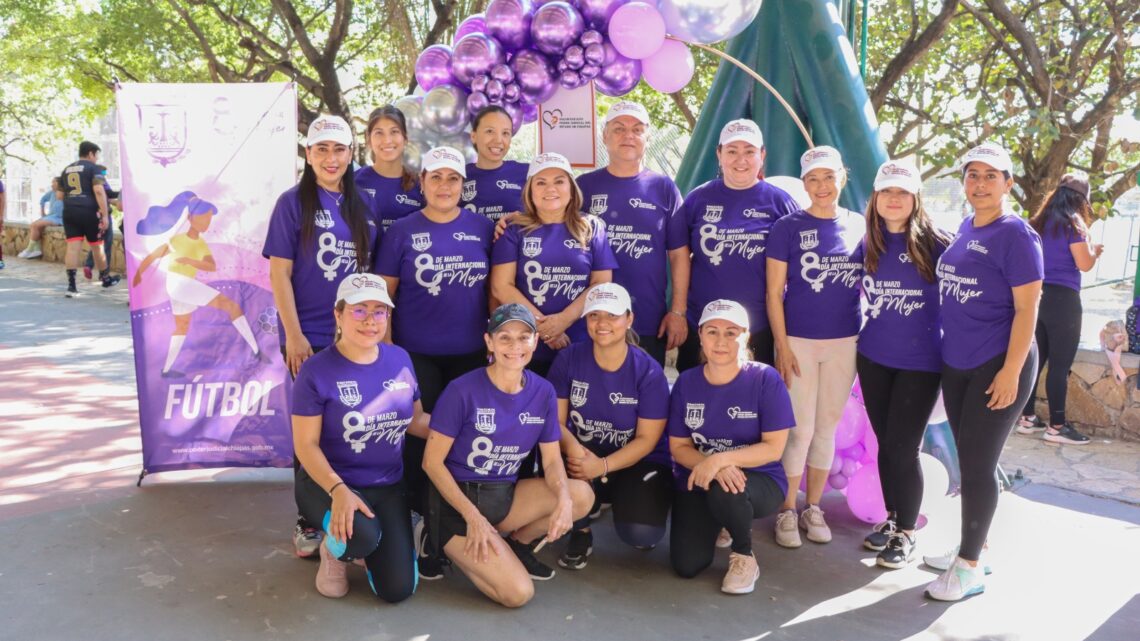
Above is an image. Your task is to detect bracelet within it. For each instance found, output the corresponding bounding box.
[600,457,609,484]
[668,310,685,318]
[328,481,345,496]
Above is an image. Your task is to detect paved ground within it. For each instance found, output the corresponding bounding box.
[2,257,1138,641]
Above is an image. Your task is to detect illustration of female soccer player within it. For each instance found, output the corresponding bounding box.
[133,191,261,377]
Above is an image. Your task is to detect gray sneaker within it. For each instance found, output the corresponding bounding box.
[799,505,832,543]
[774,509,802,548]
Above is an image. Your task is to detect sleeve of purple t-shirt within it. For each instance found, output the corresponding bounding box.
[588,217,619,270]
[1068,215,1087,244]
[1001,222,1045,287]
[638,361,670,420]
[666,378,689,439]
[775,190,800,220]
[538,382,562,443]
[546,348,572,398]
[262,192,300,260]
[765,215,793,263]
[429,379,467,439]
[665,180,687,251]
[291,359,325,416]
[492,223,522,265]
[375,222,403,277]
[758,366,796,432]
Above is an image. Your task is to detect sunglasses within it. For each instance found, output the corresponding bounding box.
[346,307,389,322]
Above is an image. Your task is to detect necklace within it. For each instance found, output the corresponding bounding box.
[319,186,343,207]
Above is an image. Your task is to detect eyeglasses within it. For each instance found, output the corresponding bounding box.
[347,307,389,322]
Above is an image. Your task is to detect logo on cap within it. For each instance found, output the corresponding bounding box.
[881,163,913,177]
[803,149,833,163]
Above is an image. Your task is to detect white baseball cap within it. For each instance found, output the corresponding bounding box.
[718,119,764,148]
[698,299,749,331]
[422,146,467,177]
[336,273,395,308]
[306,114,353,147]
[604,101,650,126]
[799,146,845,178]
[527,152,573,179]
[581,283,633,317]
[959,142,1013,174]
[873,159,922,194]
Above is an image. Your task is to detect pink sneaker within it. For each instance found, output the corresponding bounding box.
[316,543,349,598]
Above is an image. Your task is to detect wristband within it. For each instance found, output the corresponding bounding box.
[600,457,609,484]
[668,310,685,318]
[328,481,345,496]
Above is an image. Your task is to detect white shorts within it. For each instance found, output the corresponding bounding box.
[166,272,220,315]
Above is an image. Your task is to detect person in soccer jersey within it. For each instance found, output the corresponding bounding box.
[57,141,118,294]
[132,191,263,377]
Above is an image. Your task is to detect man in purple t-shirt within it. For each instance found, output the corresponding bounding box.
[576,101,690,366]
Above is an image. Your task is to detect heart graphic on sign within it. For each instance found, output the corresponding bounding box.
[542,109,563,130]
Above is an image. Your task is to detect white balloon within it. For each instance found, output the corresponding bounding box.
[765,175,811,210]
[919,452,951,508]
[928,392,948,425]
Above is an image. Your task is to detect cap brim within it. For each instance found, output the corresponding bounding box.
[342,292,394,308]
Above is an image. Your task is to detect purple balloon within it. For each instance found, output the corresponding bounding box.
[522,102,539,123]
[846,442,866,462]
[531,2,585,57]
[471,74,490,94]
[557,58,571,72]
[609,1,665,59]
[829,456,844,476]
[579,63,600,79]
[450,33,506,86]
[490,63,515,84]
[486,0,533,52]
[847,464,887,524]
[504,82,522,103]
[503,100,524,133]
[485,78,505,101]
[559,69,584,89]
[580,29,604,47]
[841,458,858,478]
[578,0,631,28]
[563,44,585,69]
[416,45,456,92]
[584,42,605,65]
[828,472,849,491]
[642,38,694,93]
[452,13,487,46]
[594,42,641,97]
[467,91,490,116]
[511,48,558,104]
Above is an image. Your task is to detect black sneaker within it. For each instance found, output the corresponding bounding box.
[508,538,555,580]
[863,517,896,551]
[102,274,121,288]
[557,529,593,570]
[1044,423,1091,445]
[876,532,916,569]
[413,518,448,580]
[65,285,81,298]
[1016,414,1046,435]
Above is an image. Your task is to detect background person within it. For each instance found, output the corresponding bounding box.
[18,179,64,259]
[356,105,424,232]
[57,141,117,293]
[462,105,528,224]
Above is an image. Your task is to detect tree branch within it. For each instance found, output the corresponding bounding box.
[870,0,959,113]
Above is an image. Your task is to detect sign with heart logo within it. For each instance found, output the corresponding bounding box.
[536,83,597,168]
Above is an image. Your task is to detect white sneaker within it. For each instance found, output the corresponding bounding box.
[924,557,985,601]
[774,509,802,548]
[721,552,760,595]
[715,528,732,549]
[923,545,992,574]
[17,248,30,258]
[799,505,832,543]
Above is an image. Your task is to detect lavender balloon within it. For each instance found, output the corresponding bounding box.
[451,33,506,86]
[485,79,506,101]
[578,0,631,28]
[486,0,534,52]
[471,74,490,94]
[467,91,491,116]
[490,63,515,84]
[511,48,559,104]
[562,44,585,69]
[608,1,665,60]
[531,1,585,57]
[559,69,584,89]
[594,42,641,97]
[584,42,605,66]
[657,0,764,45]
[579,63,600,79]
[828,472,849,491]
[503,82,522,103]
[580,29,604,47]
[422,84,471,136]
[452,13,487,46]
[415,45,456,92]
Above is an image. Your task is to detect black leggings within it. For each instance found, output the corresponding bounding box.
[856,354,942,531]
[294,470,417,603]
[676,325,774,372]
[285,344,328,531]
[575,460,673,548]
[941,346,1037,562]
[670,471,784,576]
[1023,285,1082,425]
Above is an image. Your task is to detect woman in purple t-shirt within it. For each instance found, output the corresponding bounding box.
[462,105,529,224]
[491,153,617,377]
[668,299,793,595]
[855,160,952,569]
[924,143,1043,602]
[292,274,430,602]
[547,283,673,571]
[1016,175,1103,444]
[423,303,594,607]
[766,146,863,550]
[354,105,425,231]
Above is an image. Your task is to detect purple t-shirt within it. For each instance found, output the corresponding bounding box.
[767,209,865,339]
[683,179,799,331]
[378,210,494,355]
[858,231,945,373]
[354,166,425,232]
[547,342,671,465]
[461,161,528,222]
[666,361,794,493]
[292,344,420,487]
[262,186,382,347]
[1039,218,1084,291]
[937,214,1044,369]
[492,217,619,361]
[431,368,561,483]
[577,168,686,336]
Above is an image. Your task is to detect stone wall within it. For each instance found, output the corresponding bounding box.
[1027,348,1140,442]
[2,221,125,272]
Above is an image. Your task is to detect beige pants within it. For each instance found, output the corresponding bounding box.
[781,335,858,476]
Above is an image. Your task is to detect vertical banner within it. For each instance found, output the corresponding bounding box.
[117,82,297,474]
[536,83,597,167]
